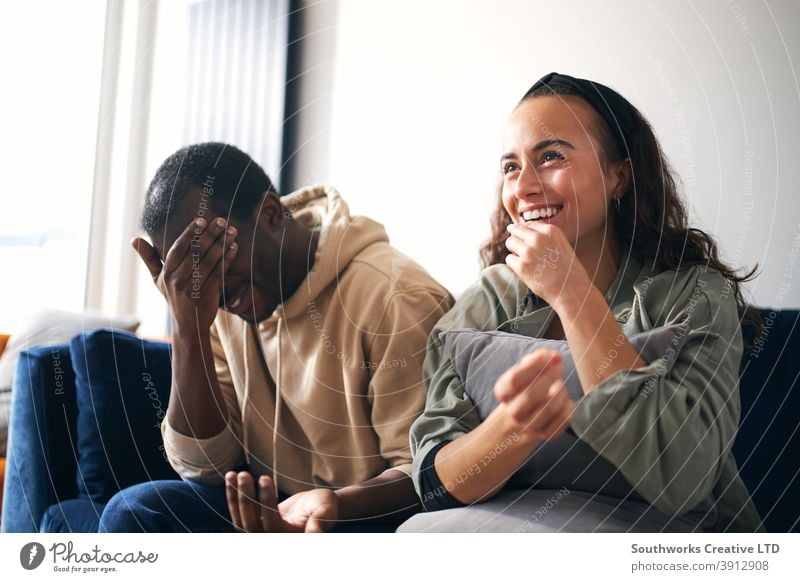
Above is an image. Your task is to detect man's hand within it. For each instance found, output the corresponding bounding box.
[493,349,575,443]
[132,217,238,331]
[225,471,339,533]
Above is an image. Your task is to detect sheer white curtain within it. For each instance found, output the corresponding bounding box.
[85,0,289,336]
[0,1,107,333]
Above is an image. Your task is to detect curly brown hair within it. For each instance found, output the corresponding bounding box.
[480,83,761,340]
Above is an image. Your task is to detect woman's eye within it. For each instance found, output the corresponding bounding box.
[503,162,520,174]
[541,151,564,163]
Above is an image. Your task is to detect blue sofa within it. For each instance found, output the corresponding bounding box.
[2,309,799,532]
[1,329,176,532]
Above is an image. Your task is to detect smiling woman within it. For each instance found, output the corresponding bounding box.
[500,95,629,292]
[405,72,764,533]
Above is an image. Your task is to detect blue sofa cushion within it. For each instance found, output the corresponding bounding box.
[70,329,178,503]
[1,345,77,532]
[736,308,800,532]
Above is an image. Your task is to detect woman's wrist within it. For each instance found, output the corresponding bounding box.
[436,414,540,506]
[487,403,543,452]
[550,272,597,319]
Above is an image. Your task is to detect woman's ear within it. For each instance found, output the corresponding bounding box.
[611,158,632,199]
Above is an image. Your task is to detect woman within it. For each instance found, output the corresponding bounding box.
[404,72,763,532]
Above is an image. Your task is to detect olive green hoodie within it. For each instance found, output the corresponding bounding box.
[162,184,453,494]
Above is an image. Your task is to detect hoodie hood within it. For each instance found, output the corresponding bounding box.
[161,183,453,495]
[271,184,389,321]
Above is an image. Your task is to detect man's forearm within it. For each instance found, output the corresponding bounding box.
[334,469,421,524]
[166,322,229,438]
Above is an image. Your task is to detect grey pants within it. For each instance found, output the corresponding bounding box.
[397,489,703,533]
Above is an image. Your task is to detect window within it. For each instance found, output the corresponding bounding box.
[0,1,106,331]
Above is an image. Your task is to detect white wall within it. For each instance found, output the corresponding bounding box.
[291,0,800,308]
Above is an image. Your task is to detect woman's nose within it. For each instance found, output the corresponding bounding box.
[513,162,543,199]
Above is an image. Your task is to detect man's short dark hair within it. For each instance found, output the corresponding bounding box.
[140,142,277,237]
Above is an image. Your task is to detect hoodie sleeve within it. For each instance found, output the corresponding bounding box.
[366,288,453,478]
[161,321,245,485]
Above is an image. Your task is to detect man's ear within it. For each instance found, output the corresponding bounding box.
[259,191,285,226]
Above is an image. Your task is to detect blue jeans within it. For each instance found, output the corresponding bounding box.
[99,479,403,533]
[98,479,234,533]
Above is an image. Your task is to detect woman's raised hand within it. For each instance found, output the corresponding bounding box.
[504,222,588,307]
[494,349,575,443]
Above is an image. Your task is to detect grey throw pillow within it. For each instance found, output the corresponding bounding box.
[440,323,690,420]
[439,323,691,497]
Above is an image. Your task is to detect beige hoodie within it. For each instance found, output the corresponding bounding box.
[161,184,453,494]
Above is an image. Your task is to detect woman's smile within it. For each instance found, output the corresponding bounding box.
[520,204,564,224]
[501,95,625,251]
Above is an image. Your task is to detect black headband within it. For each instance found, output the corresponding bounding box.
[524,72,635,159]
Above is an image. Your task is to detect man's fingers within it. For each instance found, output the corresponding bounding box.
[495,349,563,404]
[162,218,206,273]
[225,471,243,532]
[236,472,261,532]
[167,217,230,274]
[131,237,163,281]
[258,475,283,532]
[305,504,333,533]
[170,219,237,293]
[194,222,238,287]
[198,238,238,292]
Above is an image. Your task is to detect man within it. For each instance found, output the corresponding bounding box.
[98,143,452,532]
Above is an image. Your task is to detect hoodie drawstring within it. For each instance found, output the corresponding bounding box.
[241,319,252,467]
[243,317,282,496]
[271,316,283,493]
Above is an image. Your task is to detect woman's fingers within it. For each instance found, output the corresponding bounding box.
[495,349,563,404]
[504,233,527,257]
[535,390,575,439]
[502,370,574,441]
[508,221,558,242]
[507,375,565,425]
[529,380,573,437]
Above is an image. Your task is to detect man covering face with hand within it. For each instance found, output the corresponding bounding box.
[98,142,452,533]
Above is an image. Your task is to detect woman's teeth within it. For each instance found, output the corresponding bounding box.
[522,206,562,222]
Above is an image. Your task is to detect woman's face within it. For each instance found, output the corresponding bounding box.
[500,95,628,251]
